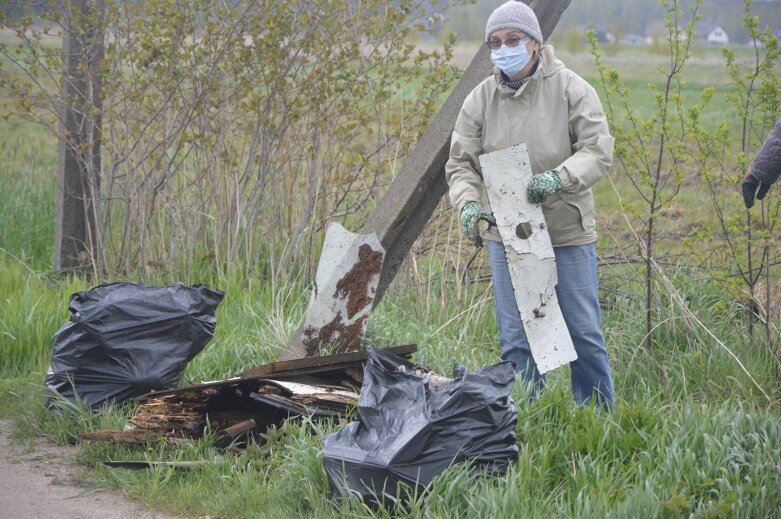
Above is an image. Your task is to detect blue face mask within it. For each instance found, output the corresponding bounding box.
[490,43,531,78]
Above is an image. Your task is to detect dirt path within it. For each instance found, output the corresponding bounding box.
[0,420,177,519]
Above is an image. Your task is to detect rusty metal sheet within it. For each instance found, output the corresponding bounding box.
[479,143,577,374]
[280,222,385,360]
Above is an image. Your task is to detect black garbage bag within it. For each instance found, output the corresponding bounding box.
[44,282,224,409]
[323,347,518,505]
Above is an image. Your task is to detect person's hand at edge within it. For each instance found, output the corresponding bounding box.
[741,171,771,208]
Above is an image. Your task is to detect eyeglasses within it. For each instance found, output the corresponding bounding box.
[485,35,530,50]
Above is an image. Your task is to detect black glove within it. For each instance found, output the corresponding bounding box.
[741,172,771,208]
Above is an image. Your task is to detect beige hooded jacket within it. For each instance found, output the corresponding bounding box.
[445,45,614,246]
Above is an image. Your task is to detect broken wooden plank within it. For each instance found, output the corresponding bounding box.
[222,419,257,439]
[214,418,259,448]
[238,344,416,381]
[84,349,412,446]
[103,460,210,470]
[88,377,359,444]
[80,429,166,444]
[479,143,577,374]
[131,344,414,403]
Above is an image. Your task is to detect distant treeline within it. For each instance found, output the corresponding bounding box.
[443,0,781,44]
[3,0,779,44]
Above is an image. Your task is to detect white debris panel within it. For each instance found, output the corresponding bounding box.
[280,222,385,360]
[479,143,577,374]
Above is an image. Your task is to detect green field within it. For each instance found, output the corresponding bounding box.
[2,28,781,519]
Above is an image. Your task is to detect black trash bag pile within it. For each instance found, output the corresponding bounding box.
[44,282,224,409]
[323,347,518,505]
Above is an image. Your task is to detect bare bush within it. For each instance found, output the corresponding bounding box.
[0,0,458,280]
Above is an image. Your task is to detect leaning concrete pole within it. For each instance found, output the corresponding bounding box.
[54,0,105,273]
[361,0,571,303]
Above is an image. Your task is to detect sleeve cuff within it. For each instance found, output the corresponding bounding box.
[556,166,575,190]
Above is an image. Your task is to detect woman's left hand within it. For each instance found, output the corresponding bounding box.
[527,170,562,204]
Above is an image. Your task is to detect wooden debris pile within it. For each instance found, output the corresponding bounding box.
[81,345,416,447]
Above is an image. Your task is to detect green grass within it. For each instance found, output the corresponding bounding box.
[2,246,780,518]
[0,120,56,272]
[2,43,781,518]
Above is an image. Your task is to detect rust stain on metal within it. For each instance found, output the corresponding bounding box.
[303,312,367,356]
[334,243,383,319]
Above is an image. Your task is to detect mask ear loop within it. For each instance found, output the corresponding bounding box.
[530,47,543,71]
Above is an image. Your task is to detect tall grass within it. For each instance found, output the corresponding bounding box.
[2,235,781,517]
[0,121,55,272]
[0,261,79,378]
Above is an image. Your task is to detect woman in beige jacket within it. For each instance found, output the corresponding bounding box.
[445,1,615,408]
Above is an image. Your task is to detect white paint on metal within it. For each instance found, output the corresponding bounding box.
[278,222,384,360]
[479,143,577,374]
[307,221,382,332]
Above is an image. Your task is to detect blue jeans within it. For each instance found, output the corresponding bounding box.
[487,240,615,408]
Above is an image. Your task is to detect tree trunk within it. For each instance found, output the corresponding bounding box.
[54,0,105,274]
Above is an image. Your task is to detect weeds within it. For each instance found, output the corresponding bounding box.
[2,244,779,517]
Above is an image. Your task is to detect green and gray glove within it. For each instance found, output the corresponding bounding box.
[528,170,562,204]
[460,201,495,246]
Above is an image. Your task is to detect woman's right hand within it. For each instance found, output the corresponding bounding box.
[460,201,495,246]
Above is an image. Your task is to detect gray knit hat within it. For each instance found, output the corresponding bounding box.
[485,1,543,44]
